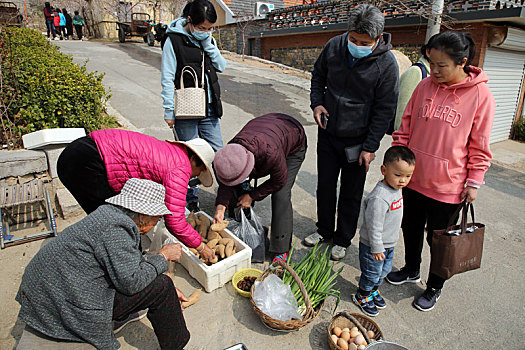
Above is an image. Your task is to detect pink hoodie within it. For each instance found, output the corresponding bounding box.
[393,66,495,204]
[90,129,203,249]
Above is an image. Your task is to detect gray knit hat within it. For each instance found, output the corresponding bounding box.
[105,178,172,216]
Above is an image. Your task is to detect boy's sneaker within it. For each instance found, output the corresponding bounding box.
[352,293,378,317]
[113,309,148,333]
[272,251,289,264]
[331,245,346,260]
[413,287,441,312]
[385,267,420,285]
[303,232,323,246]
[371,290,386,309]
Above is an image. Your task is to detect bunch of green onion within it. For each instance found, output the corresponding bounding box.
[281,243,343,314]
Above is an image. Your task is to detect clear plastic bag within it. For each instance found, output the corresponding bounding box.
[228,207,264,250]
[253,274,302,322]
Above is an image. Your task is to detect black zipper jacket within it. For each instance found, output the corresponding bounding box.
[310,32,399,152]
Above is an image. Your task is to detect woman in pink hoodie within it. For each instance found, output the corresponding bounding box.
[386,31,495,311]
[57,129,216,262]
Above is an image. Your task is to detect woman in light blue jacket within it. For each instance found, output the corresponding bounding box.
[161,0,226,212]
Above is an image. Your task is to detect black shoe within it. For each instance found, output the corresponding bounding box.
[413,287,441,312]
[385,267,420,285]
[186,202,200,213]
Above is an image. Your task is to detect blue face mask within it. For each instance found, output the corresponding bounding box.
[347,40,376,59]
[192,29,210,41]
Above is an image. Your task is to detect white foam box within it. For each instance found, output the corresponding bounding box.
[168,211,251,293]
[22,128,86,149]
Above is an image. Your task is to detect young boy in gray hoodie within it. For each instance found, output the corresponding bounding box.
[353,146,415,316]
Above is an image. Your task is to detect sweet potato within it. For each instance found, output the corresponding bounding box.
[189,248,199,256]
[181,289,202,309]
[225,240,235,257]
[207,239,219,249]
[196,214,210,238]
[210,220,229,232]
[207,230,221,241]
[218,238,233,246]
[186,212,197,228]
[216,244,226,259]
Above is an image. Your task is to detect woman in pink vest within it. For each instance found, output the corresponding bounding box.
[57,129,216,262]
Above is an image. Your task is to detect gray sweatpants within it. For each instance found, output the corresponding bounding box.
[269,143,307,253]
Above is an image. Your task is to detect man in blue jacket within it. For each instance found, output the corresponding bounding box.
[305,3,399,260]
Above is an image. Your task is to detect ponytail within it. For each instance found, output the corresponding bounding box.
[182,0,217,25]
[422,31,476,73]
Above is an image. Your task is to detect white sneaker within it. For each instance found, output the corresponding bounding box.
[304,232,324,246]
[331,245,347,260]
[53,37,59,40]
[113,309,148,333]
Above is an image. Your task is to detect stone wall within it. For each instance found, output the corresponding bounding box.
[270,46,322,72]
[217,19,267,55]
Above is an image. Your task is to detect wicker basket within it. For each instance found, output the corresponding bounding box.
[232,268,262,298]
[327,311,383,350]
[249,260,323,331]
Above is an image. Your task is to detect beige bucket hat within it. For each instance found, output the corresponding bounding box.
[168,138,215,187]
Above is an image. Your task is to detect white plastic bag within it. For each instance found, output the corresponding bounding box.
[253,274,302,322]
[228,207,264,250]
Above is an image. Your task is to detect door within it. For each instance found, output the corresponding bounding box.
[483,47,525,143]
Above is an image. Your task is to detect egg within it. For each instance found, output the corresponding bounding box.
[367,330,375,339]
[351,327,358,333]
[333,326,342,337]
[354,334,365,346]
[358,345,366,350]
[331,334,338,344]
[337,338,349,350]
[342,327,350,333]
[349,343,358,350]
[341,331,351,342]
[350,329,360,338]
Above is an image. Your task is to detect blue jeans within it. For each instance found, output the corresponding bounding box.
[46,20,56,38]
[174,107,223,204]
[358,242,395,292]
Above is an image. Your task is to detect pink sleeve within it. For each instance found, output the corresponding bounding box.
[392,93,414,147]
[163,171,202,249]
[467,87,495,183]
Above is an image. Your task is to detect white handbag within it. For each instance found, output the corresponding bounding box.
[174,54,206,120]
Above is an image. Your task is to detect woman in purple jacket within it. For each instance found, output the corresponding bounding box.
[213,113,307,263]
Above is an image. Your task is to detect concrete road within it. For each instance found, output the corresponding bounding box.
[6,39,524,349]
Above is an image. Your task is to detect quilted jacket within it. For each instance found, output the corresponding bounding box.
[89,129,202,248]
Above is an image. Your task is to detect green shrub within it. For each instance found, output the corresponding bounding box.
[512,117,525,142]
[1,26,116,147]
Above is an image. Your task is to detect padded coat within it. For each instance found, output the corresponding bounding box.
[90,129,202,248]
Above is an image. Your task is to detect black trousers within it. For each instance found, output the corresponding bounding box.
[316,129,367,247]
[57,136,114,214]
[113,274,190,350]
[401,187,460,289]
[75,25,83,40]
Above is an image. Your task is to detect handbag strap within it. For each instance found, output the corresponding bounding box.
[200,52,205,87]
[179,66,198,89]
[446,201,476,234]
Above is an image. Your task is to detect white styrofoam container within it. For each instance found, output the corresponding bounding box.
[156,211,252,292]
[22,128,86,149]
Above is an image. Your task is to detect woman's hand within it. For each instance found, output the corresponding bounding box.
[159,243,182,262]
[176,287,189,306]
[461,186,478,203]
[199,244,216,263]
[165,118,174,128]
[237,194,253,209]
[213,205,226,224]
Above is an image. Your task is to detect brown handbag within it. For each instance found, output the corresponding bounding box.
[430,202,485,280]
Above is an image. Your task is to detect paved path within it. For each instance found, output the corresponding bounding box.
[2,39,523,350]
